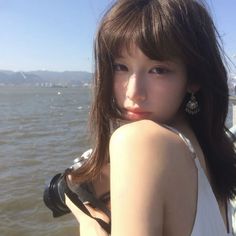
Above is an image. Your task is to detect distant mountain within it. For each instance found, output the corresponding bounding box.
[0,70,92,87]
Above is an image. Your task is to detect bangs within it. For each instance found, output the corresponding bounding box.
[98,0,185,62]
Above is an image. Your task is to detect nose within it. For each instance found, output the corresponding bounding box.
[126,73,146,102]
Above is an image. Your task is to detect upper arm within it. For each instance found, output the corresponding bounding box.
[109,120,189,236]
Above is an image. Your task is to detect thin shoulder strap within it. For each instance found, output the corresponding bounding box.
[164,125,234,234]
[163,124,197,160]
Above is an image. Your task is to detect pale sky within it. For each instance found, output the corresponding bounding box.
[0,0,235,73]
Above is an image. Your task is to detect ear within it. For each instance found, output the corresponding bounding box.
[187,83,200,93]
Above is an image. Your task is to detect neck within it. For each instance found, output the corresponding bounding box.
[168,114,196,141]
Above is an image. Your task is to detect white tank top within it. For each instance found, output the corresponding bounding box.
[165,125,235,236]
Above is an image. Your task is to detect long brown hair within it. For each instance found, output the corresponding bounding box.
[74,0,236,200]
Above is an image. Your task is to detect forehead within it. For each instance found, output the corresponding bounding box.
[114,44,184,67]
[113,43,160,61]
[110,36,182,63]
[114,45,160,65]
[115,44,144,58]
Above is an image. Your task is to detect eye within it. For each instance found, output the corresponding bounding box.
[149,67,171,75]
[113,63,128,72]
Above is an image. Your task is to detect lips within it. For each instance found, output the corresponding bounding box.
[123,108,151,121]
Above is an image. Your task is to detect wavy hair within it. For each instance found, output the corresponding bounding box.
[74,0,236,200]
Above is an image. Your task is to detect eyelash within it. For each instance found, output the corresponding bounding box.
[112,63,171,75]
[149,67,171,74]
[112,63,128,72]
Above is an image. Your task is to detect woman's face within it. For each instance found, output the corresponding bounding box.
[113,45,189,124]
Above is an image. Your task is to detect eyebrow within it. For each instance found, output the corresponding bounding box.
[114,57,174,66]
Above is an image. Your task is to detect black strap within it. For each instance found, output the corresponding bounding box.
[65,187,111,234]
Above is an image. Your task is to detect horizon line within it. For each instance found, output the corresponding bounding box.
[0,69,92,73]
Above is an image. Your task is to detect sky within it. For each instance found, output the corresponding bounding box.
[0,0,235,73]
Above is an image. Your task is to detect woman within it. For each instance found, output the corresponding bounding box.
[66,0,236,235]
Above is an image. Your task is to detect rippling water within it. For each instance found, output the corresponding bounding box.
[0,86,92,236]
[1,86,235,236]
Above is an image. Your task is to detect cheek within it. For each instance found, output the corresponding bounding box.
[150,78,187,96]
[113,81,126,104]
[149,79,187,108]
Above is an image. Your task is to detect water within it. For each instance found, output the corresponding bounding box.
[0,86,234,236]
[0,86,92,236]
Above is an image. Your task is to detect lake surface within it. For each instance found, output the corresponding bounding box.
[0,86,92,236]
[0,86,234,236]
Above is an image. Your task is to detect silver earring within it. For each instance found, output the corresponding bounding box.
[185,92,200,115]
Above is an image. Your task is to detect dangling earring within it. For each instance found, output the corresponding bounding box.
[185,92,200,115]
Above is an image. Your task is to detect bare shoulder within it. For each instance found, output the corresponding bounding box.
[109,120,197,235]
[109,119,195,182]
[110,119,191,164]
